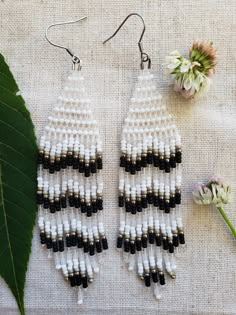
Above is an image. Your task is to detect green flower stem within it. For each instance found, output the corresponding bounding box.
[217,206,236,239]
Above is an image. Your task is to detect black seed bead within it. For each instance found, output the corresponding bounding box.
[66,236,71,247]
[69,275,76,287]
[102,237,108,250]
[61,196,67,208]
[49,203,56,213]
[43,162,50,170]
[120,156,126,167]
[84,164,90,177]
[37,152,44,164]
[164,161,170,173]
[79,160,85,173]
[52,240,58,252]
[153,195,159,207]
[179,232,185,244]
[71,234,77,247]
[136,239,142,251]
[83,240,89,253]
[49,162,55,174]
[144,274,151,287]
[66,154,73,166]
[130,162,136,175]
[170,155,176,168]
[159,158,165,171]
[90,161,97,173]
[125,200,131,212]
[170,196,176,208]
[165,168,170,174]
[87,205,92,217]
[147,192,153,204]
[40,232,46,245]
[125,159,130,172]
[168,241,174,253]
[69,195,74,207]
[142,236,148,248]
[176,151,182,163]
[58,239,64,252]
[163,237,169,250]
[89,243,95,256]
[77,236,83,248]
[175,197,181,204]
[43,198,49,209]
[176,157,182,164]
[37,193,43,205]
[55,159,61,171]
[117,236,123,249]
[148,232,155,244]
[43,157,50,169]
[159,198,165,210]
[71,275,76,287]
[175,193,181,205]
[97,198,103,210]
[147,152,153,164]
[92,200,98,213]
[130,241,136,254]
[164,201,170,213]
[95,240,102,253]
[159,272,165,285]
[60,156,67,169]
[173,234,179,247]
[81,202,86,213]
[136,200,142,212]
[82,276,88,288]
[136,158,142,171]
[118,196,124,207]
[155,234,162,247]
[97,157,103,170]
[141,155,147,168]
[72,157,79,169]
[55,199,61,211]
[131,202,136,214]
[46,237,52,249]
[74,197,80,208]
[75,273,82,286]
[152,271,158,283]
[124,239,130,252]
[141,197,147,209]
[153,155,159,167]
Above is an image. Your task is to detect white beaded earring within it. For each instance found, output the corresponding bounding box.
[37,17,108,304]
[104,13,185,300]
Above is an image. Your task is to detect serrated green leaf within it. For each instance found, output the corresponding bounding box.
[0,53,38,315]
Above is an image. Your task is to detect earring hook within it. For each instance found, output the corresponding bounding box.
[45,16,87,70]
[103,13,151,70]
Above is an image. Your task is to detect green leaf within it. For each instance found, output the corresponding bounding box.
[0,53,38,315]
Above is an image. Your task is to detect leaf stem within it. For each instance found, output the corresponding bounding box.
[216,206,236,239]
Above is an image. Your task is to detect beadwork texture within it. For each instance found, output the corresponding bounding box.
[117,69,184,299]
[37,70,108,304]
[0,0,236,314]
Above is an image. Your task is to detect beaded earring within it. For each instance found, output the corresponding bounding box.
[104,13,185,300]
[37,17,108,304]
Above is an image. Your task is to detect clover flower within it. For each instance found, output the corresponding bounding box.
[192,176,235,239]
[192,183,213,205]
[166,41,217,99]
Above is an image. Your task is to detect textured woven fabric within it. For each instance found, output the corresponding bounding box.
[0,0,236,314]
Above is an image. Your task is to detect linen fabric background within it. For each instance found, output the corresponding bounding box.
[0,0,236,314]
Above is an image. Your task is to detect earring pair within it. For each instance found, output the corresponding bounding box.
[37,13,185,304]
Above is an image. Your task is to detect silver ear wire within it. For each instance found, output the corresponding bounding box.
[103,13,151,70]
[45,16,87,70]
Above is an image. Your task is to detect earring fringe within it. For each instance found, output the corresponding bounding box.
[117,69,185,300]
[37,69,108,304]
